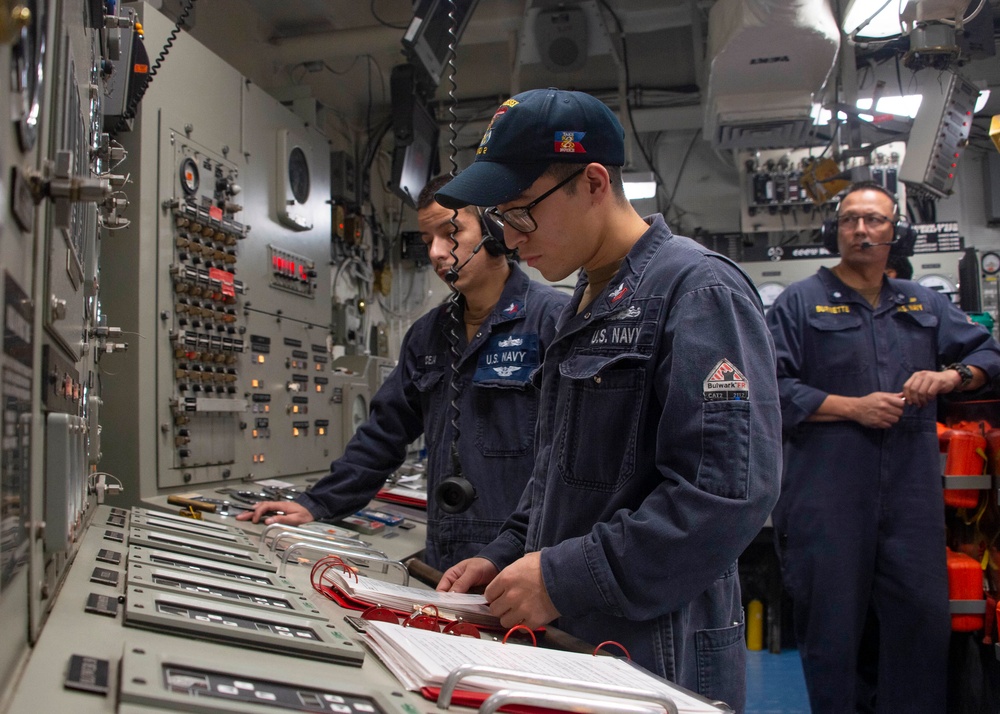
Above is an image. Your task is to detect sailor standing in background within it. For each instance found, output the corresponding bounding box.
[766,182,1000,712]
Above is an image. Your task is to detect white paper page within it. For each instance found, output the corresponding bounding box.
[350,575,492,610]
[324,571,497,624]
[382,483,427,496]
[365,621,723,713]
[363,632,425,691]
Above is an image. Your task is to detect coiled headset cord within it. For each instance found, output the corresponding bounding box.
[435,0,477,514]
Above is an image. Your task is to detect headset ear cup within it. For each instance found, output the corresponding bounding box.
[481,215,507,257]
[821,219,840,255]
[890,219,917,257]
[476,207,508,257]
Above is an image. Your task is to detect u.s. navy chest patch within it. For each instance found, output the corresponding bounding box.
[474,333,540,383]
[703,358,749,401]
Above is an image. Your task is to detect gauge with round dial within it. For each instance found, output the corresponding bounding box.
[916,274,957,297]
[288,147,311,204]
[981,252,1000,276]
[11,0,47,152]
[179,158,200,196]
[756,282,786,310]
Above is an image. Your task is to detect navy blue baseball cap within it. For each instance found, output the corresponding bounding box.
[435,88,625,209]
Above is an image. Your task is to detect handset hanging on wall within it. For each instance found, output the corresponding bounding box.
[434,0,477,515]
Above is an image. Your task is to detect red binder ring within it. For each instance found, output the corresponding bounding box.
[593,640,631,660]
[501,624,537,646]
[361,605,400,624]
[403,604,441,631]
[441,620,480,638]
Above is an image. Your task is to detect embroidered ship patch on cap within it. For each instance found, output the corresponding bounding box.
[555,131,586,153]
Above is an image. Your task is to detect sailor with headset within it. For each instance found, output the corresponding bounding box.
[765,181,1000,712]
[240,175,569,572]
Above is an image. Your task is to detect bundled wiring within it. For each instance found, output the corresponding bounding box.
[664,129,702,228]
[595,0,669,209]
[370,0,409,30]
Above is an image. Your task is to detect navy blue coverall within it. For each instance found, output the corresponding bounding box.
[478,216,783,711]
[766,267,1000,712]
[298,264,568,571]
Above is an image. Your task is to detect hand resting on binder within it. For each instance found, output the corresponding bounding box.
[439,552,560,630]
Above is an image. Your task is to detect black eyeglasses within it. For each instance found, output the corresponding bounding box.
[484,167,586,234]
[838,213,892,230]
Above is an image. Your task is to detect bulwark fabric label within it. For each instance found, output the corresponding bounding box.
[703,358,749,402]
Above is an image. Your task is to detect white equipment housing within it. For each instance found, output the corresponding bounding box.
[705,0,841,150]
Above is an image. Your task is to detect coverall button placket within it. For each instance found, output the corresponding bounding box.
[873,307,892,392]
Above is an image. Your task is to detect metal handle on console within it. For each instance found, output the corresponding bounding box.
[279,541,409,584]
[269,531,387,560]
[259,523,368,553]
[436,665,679,714]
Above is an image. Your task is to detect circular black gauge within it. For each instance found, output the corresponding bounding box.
[179,157,200,196]
[288,146,311,204]
[12,0,47,152]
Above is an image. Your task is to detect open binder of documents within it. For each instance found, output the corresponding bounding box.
[375,483,428,508]
[376,467,429,508]
[362,621,730,714]
[311,557,502,628]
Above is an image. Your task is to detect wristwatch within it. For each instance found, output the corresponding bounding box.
[945,363,974,389]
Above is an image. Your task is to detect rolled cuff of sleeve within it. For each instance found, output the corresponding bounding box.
[541,538,618,620]
[293,494,330,521]
[782,384,829,429]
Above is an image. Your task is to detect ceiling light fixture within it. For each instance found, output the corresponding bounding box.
[622,171,657,201]
[842,0,909,38]
[975,89,991,113]
[812,94,923,125]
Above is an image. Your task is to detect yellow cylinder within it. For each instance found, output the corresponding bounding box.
[746,599,764,651]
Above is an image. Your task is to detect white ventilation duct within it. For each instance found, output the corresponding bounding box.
[704,0,840,150]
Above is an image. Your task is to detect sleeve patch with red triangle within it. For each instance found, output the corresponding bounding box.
[703,358,749,402]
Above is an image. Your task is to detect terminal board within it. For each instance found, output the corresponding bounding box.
[100,4,342,500]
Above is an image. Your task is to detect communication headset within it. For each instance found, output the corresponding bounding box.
[442,207,511,283]
[820,183,916,258]
[478,207,509,257]
[433,208,510,515]
[435,456,477,514]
